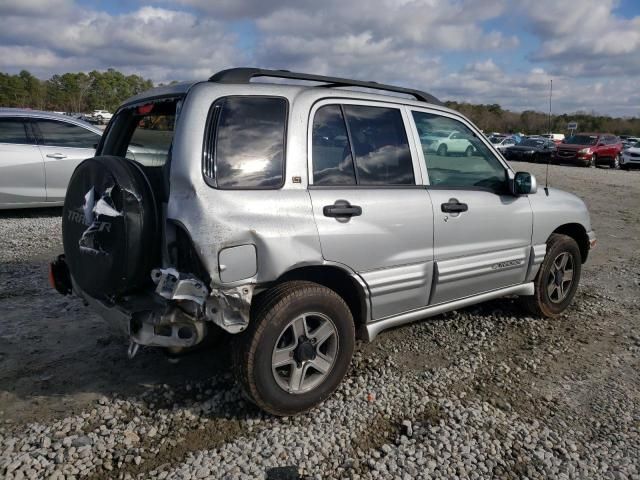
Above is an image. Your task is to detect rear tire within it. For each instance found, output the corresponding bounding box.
[465,146,474,157]
[233,281,355,416]
[521,234,582,318]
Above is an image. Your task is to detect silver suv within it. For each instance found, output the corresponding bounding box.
[50,68,596,416]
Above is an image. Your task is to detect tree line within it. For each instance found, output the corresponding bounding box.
[445,101,640,136]
[1,69,639,135]
[0,69,153,113]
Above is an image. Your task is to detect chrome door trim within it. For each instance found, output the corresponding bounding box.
[365,282,534,341]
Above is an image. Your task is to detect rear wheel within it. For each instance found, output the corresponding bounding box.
[464,146,474,157]
[521,233,582,317]
[233,281,355,416]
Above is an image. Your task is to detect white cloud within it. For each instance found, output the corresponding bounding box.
[0,0,638,116]
[0,0,73,17]
[521,0,640,77]
[0,4,245,82]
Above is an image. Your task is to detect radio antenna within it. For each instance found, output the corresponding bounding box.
[545,79,552,196]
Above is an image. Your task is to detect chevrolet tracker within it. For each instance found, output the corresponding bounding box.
[50,68,596,416]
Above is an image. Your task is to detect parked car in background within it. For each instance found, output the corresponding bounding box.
[541,133,565,145]
[489,135,516,152]
[503,137,556,163]
[0,109,102,209]
[620,140,640,170]
[622,136,640,149]
[554,133,622,168]
[91,110,113,124]
[420,130,476,156]
[0,109,166,209]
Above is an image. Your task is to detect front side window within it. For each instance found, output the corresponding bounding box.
[35,120,100,148]
[0,118,30,144]
[412,111,506,191]
[210,96,287,189]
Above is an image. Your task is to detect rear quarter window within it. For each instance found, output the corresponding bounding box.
[204,96,287,189]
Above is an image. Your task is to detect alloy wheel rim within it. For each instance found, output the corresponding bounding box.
[271,312,339,394]
[546,252,574,304]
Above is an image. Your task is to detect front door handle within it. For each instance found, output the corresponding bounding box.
[46,153,67,159]
[441,199,468,213]
[323,200,362,218]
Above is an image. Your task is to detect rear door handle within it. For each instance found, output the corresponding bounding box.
[46,153,67,159]
[323,201,362,218]
[441,199,468,213]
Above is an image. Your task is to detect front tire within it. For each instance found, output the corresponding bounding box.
[437,144,448,156]
[233,281,355,416]
[521,233,582,317]
[611,154,620,169]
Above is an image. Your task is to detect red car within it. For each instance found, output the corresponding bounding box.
[554,133,623,168]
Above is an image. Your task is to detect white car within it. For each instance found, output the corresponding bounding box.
[620,141,640,170]
[489,135,516,152]
[421,130,475,156]
[0,109,101,208]
[92,110,113,123]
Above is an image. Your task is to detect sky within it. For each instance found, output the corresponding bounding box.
[1,0,639,116]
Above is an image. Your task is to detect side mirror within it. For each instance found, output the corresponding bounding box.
[512,171,537,195]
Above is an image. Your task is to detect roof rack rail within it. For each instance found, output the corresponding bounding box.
[209,68,443,105]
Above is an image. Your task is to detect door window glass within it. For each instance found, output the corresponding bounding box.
[311,105,356,185]
[343,105,414,185]
[0,118,30,144]
[35,120,100,148]
[412,111,506,191]
[210,96,287,189]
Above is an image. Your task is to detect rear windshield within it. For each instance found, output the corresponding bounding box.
[101,99,178,167]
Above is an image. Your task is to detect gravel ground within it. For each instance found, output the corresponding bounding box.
[1,162,639,479]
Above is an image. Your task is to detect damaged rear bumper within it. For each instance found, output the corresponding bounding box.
[51,257,255,354]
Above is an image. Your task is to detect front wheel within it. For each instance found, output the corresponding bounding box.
[589,155,597,167]
[611,154,620,169]
[233,281,355,416]
[437,144,448,156]
[521,233,582,317]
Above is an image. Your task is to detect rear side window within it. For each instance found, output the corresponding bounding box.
[205,96,287,189]
[35,120,100,148]
[0,118,31,144]
[311,104,414,186]
[312,105,356,185]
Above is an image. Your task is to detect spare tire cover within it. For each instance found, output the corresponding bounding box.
[62,156,158,298]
